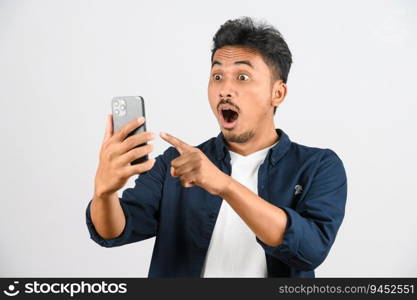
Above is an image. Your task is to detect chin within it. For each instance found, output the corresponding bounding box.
[222,129,255,144]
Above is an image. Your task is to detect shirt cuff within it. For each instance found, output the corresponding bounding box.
[85,198,133,248]
[256,206,306,269]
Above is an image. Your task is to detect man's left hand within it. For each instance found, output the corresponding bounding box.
[160,132,229,195]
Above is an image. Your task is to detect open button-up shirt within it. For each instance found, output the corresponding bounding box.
[85,129,347,277]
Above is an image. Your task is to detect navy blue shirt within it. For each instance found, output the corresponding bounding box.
[85,129,347,277]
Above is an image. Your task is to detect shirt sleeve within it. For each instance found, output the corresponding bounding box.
[85,148,171,248]
[256,149,348,271]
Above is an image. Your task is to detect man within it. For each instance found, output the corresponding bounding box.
[86,17,347,278]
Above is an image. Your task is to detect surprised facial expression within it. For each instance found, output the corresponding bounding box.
[208,46,278,143]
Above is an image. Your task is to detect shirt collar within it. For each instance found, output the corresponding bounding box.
[214,128,291,165]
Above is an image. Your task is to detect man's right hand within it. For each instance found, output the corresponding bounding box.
[93,115,156,199]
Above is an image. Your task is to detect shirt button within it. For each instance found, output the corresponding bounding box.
[209,213,216,219]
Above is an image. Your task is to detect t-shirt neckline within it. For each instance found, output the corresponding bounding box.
[229,140,279,161]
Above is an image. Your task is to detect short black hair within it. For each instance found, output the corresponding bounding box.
[211,17,293,114]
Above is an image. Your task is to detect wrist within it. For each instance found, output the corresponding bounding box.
[217,173,233,198]
[93,186,113,201]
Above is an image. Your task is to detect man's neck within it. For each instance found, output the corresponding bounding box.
[226,124,279,156]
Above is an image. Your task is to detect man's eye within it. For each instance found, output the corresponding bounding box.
[238,74,249,80]
[213,74,222,80]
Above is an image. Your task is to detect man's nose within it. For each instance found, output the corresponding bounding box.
[219,79,236,98]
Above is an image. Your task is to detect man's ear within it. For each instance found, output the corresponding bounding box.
[271,80,287,108]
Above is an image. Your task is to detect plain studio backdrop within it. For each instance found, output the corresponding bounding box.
[0,0,416,277]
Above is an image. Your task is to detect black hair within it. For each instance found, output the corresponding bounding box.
[211,17,293,114]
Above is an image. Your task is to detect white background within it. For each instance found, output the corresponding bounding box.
[1,0,416,277]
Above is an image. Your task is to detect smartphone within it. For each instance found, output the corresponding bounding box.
[111,96,148,165]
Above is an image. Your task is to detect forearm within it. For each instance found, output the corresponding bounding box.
[90,192,126,239]
[219,176,288,247]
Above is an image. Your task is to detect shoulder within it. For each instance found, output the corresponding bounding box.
[285,139,346,180]
[290,141,343,164]
[196,136,218,153]
[282,132,345,176]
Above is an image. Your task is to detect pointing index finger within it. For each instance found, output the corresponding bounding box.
[160,132,191,154]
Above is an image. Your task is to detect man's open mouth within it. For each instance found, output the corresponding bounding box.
[218,104,239,129]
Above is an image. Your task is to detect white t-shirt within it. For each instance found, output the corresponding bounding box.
[201,141,278,277]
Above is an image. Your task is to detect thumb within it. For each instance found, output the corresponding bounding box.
[103,114,113,142]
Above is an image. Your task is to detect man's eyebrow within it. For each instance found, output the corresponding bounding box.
[234,60,254,68]
[211,60,222,68]
[211,60,254,69]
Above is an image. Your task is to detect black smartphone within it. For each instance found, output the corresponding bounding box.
[111,96,148,165]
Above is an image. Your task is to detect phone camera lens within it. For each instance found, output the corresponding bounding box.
[120,104,126,110]
[115,109,119,115]
[114,101,119,107]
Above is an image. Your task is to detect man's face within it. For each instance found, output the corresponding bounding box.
[208,46,278,144]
